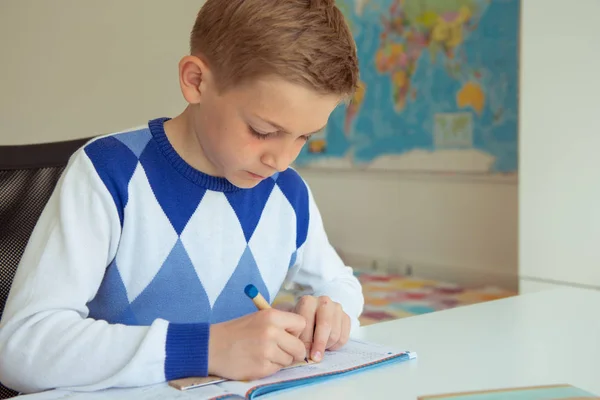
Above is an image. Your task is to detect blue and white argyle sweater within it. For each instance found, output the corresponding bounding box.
[0,118,363,394]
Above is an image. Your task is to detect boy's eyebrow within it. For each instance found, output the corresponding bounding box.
[257,116,327,136]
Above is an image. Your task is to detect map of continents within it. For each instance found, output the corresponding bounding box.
[294,0,520,174]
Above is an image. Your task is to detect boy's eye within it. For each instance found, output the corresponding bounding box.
[249,125,312,142]
[248,126,276,140]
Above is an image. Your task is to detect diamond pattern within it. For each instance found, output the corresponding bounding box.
[87,259,131,323]
[84,136,139,226]
[84,120,313,328]
[180,190,248,307]
[225,178,276,242]
[117,164,179,302]
[274,169,309,249]
[114,128,152,159]
[129,239,211,324]
[140,140,207,235]
[249,184,297,301]
[211,246,270,323]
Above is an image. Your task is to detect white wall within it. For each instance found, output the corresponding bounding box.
[0,0,518,290]
[519,0,600,292]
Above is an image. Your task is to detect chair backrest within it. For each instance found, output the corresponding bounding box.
[0,137,90,399]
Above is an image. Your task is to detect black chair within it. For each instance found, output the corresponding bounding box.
[0,137,91,398]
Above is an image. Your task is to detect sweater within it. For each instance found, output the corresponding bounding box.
[0,118,364,394]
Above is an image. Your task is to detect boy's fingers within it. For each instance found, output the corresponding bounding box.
[277,331,308,363]
[329,313,351,351]
[271,344,295,367]
[294,296,318,348]
[311,298,334,361]
[326,305,343,349]
[265,309,306,334]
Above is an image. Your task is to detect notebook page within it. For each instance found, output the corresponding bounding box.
[217,339,414,396]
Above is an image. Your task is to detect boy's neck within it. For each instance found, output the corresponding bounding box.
[163,108,221,178]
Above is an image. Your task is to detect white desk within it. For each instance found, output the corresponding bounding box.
[278,286,600,399]
[20,287,600,399]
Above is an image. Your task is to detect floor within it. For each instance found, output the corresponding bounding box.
[272,270,517,326]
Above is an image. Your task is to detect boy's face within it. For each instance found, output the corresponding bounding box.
[191,72,341,189]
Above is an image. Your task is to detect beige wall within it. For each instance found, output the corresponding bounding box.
[0,0,518,290]
[0,0,199,144]
[302,170,517,289]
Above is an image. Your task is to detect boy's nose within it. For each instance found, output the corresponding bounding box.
[261,152,291,173]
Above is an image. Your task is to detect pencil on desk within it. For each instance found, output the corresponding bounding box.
[244,284,309,363]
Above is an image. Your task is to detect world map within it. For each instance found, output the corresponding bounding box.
[294,0,520,174]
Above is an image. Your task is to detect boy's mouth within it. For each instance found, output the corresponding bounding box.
[246,171,266,180]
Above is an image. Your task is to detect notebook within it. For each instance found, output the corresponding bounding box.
[17,339,415,400]
[169,338,416,399]
[418,384,599,400]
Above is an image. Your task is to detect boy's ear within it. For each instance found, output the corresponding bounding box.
[178,55,212,104]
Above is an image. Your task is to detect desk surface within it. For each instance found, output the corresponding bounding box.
[277,286,600,399]
[21,287,600,399]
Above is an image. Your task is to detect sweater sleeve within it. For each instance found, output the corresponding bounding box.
[287,182,364,334]
[0,147,208,394]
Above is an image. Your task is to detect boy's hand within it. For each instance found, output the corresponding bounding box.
[293,295,351,362]
[208,309,307,381]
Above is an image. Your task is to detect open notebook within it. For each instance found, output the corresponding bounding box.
[169,338,416,399]
[18,339,415,400]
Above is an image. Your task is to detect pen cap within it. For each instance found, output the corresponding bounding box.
[244,284,259,299]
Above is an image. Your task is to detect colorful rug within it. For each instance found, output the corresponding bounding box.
[272,270,516,326]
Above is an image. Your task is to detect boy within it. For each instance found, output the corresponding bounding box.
[0,0,364,394]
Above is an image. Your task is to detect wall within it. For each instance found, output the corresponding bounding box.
[302,170,517,289]
[0,0,518,290]
[0,0,198,144]
[518,0,600,292]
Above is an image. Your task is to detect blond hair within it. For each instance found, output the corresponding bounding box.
[190,0,359,98]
